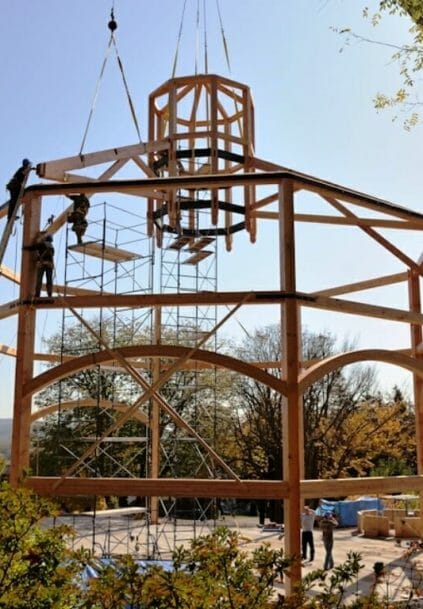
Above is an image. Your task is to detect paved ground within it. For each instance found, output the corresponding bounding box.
[53,512,423,605]
[240,520,423,604]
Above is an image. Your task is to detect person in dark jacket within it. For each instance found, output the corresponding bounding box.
[67,193,90,244]
[319,512,338,570]
[6,158,31,221]
[35,234,54,297]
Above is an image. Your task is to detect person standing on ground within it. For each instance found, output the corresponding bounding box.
[319,512,338,570]
[301,505,316,562]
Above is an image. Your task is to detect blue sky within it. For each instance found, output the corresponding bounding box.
[1,0,422,416]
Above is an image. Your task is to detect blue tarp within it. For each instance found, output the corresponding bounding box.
[81,558,175,582]
[316,497,383,526]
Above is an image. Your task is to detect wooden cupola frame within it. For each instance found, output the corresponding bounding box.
[2,73,423,591]
[147,74,256,250]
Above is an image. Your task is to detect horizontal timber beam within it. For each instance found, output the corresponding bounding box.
[24,474,423,499]
[21,290,423,325]
[25,171,423,224]
[254,212,423,231]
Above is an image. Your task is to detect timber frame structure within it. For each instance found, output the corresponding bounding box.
[2,73,423,589]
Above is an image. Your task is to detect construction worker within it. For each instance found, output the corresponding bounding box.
[67,193,90,245]
[35,233,54,297]
[6,158,31,221]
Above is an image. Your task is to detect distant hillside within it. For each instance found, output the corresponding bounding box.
[0,419,12,458]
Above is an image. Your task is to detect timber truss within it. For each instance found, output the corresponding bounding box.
[2,74,423,588]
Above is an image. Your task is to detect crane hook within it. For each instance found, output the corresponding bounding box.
[108,9,117,32]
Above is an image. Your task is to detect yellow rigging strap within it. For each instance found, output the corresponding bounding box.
[79,9,142,156]
[203,0,208,74]
[215,0,232,73]
[171,0,187,78]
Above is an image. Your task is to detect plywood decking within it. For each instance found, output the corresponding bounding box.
[68,241,140,262]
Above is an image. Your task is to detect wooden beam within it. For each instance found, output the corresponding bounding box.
[325,195,423,274]
[0,300,20,320]
[31,399,148,425]
[0,264,20,284]
[24,345,287,407]
[23,290,423,325]
[10,195,40,485]
[299,348,423,393]
[0,344,16,357]
[254,211,423,231]
[23,172,423,226]
[279,178,301,588]
[23,474,423,499]
[313,272,408,298]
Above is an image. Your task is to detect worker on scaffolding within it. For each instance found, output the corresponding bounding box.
[34,233,54,298]
[67,193,90,244]
[6,158,32,221]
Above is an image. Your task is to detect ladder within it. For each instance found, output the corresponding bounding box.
[0,168,31,266]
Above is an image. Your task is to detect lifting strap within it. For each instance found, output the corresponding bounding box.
[0,168,31,266]
[171,0,187,78]
[215,0,242,138]
[79,8,142,156]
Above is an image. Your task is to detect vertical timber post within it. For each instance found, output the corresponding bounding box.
[278,178,301,591]
[408,269,423,531]
[10,195,41,486]
[150,306,162,524]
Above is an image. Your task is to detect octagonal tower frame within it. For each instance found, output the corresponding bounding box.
[3,73,423,590]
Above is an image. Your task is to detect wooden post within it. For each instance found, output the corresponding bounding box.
[408,269,423,531]
[150,306,161,524]
[279,179,302,591]
[10,195,41,485]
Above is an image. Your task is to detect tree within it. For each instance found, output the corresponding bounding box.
[229,325,417,489]
[315,393,416,478]
[301,330,379,480]
[231,326,379,484]
[32,317,233,500]
[338,1,423,128]
[0,477,82,608]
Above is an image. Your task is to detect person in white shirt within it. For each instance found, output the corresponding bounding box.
[301,505,316,562]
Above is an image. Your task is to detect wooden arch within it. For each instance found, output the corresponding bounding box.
[30,399,149,425]
[24,344,287,400]
[299,349,423,393]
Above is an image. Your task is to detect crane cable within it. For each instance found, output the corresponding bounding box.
[195,0,200,76]
[215,0,242,138]
[203,0,208,74]
[215,0,231,73]
[79,8,142,156]
[171,0,187,78]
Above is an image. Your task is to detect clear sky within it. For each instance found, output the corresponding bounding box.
[1,0,422,417]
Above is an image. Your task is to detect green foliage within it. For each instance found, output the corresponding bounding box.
[337,1,423,128]
[0,480,81,609]
[82,528,293,609]
[0,484,407,609]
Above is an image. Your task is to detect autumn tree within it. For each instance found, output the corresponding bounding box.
[229,324,417,491]
[314,388,416,478]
